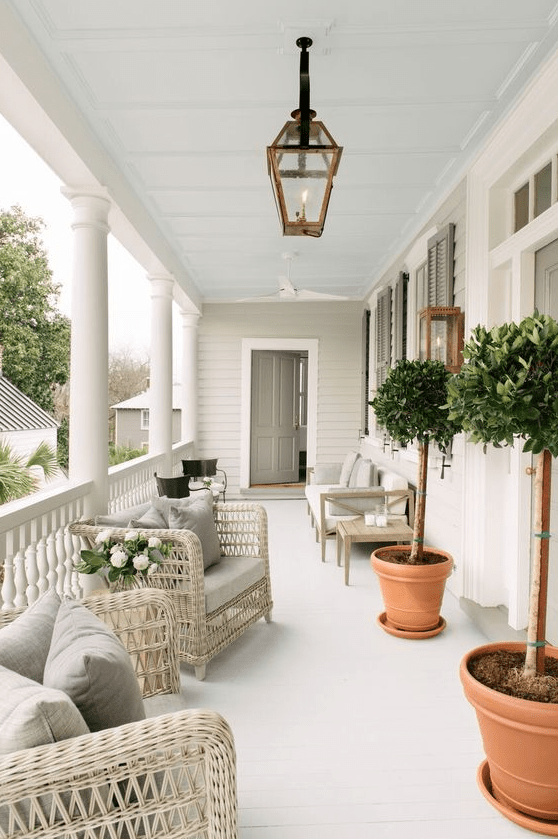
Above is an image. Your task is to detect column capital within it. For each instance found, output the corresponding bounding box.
[61,188,111,233]
[148,274,174,298]
[180,310,201,328]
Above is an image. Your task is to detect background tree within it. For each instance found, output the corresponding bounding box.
[0,205,70,414]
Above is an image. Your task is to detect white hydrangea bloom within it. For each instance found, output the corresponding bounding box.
[110,543,125,554]
[124,530,138,542]
[95,529,113,544]
[148,536,162,548]
[110,550,128,568]
[133,555,149,571]
[147,562,158,575]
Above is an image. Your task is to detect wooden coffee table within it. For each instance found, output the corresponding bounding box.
[336,518,414,585]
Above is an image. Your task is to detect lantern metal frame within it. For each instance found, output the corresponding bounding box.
[267,37,343,237]
[418,306,465,373]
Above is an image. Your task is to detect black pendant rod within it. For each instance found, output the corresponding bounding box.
[297,37,312,147]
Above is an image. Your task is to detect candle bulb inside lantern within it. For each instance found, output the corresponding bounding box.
[301,189,308,220]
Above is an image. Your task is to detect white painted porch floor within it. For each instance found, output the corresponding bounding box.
[180,499,530,839]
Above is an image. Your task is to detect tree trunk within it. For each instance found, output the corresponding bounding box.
[410,439,428,563]
[524,448,552,677]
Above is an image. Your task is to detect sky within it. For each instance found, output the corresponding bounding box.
[0,113,152,359]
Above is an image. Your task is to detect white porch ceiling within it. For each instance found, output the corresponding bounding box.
[2,1,558,308]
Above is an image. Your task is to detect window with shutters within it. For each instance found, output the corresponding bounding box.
[362,308,371,436]
[140,409,149,430]
[426,223,454,307]
[375,287,392,390]
[393,271,408,362]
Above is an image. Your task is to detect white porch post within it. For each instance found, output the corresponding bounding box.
[148,275,174,474]
[64,190,110,517]
[179,310,199,447]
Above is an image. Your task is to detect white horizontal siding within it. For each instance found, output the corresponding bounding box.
[197,302,365,494]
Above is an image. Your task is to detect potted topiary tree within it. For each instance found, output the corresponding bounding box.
[369,358,460,637]
[446,311,558,829]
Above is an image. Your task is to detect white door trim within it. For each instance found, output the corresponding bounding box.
[240,338,318,489]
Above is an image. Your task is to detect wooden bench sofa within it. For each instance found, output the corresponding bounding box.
[305,450,410,560]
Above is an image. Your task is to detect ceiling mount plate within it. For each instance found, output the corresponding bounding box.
[279,21,333,54]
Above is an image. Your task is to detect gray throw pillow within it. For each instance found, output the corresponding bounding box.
[339,451,360,486]
[128,503,168,529]
[0,587,61,683]
[0,664,89,755]
[95,502,150,527]
[168,492,221,569]
[43,598,146,733]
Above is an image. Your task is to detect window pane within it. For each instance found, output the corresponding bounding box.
[535,162,552,218]
[514,182,529,231]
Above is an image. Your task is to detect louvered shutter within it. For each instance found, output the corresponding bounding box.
[426,223,454,306]
[393,271,408,362]
[361,308,371,435]
[375,287,391,389]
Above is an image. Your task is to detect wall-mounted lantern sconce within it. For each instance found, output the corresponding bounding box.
[267,37,343,237]
[418,306,465,373]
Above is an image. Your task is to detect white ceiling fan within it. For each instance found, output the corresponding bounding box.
[240,252,349,302]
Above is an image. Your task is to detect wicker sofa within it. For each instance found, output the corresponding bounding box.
[305,451,410,560]
[0,588,238,839]
[70,501,273,681]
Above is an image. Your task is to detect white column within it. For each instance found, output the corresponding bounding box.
[179,310,200,446]
[148,275,174,474]
[64,190,110,517]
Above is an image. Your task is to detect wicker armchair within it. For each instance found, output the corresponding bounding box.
[0,588,238,839]
[69,502,273,681]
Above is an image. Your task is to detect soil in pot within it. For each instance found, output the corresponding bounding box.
[468,649,558,703]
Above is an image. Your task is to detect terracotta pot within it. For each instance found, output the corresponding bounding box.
[461,642,558,821]
[370,545,453,632]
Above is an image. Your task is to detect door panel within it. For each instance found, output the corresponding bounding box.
[250,351,299,484]
[534,239,558,644]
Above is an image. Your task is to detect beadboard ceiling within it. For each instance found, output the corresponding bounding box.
[2,1,558,309]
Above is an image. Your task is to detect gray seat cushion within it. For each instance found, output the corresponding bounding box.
[203,555,266,614]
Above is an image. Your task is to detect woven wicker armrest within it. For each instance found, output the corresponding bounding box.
[0,708,238,839]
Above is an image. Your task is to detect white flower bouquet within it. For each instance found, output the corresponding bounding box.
[75,529,171,585]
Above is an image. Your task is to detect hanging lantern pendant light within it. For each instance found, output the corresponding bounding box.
[267,37,343,237]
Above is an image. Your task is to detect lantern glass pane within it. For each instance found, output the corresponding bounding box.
[430,319,448,364]
[275,149,334,223]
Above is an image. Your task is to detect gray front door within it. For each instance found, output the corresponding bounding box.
[250,351,299,485]
[534,238,558,643]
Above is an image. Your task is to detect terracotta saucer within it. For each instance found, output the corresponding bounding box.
[376,612,446,638]
[477,759,558,836]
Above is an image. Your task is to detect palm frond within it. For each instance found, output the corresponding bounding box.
[25,440,58,480]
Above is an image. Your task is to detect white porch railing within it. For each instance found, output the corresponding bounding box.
[0,441,193,611]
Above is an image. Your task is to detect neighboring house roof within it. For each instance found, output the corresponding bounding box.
[0,375,58,432]
[112,384,182,411]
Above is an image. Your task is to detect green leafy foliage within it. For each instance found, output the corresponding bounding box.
[370,359,460,450]
[446,312,558,457]
[108,444,146,466]
[0,206,70,414]
[0,440,58,504]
